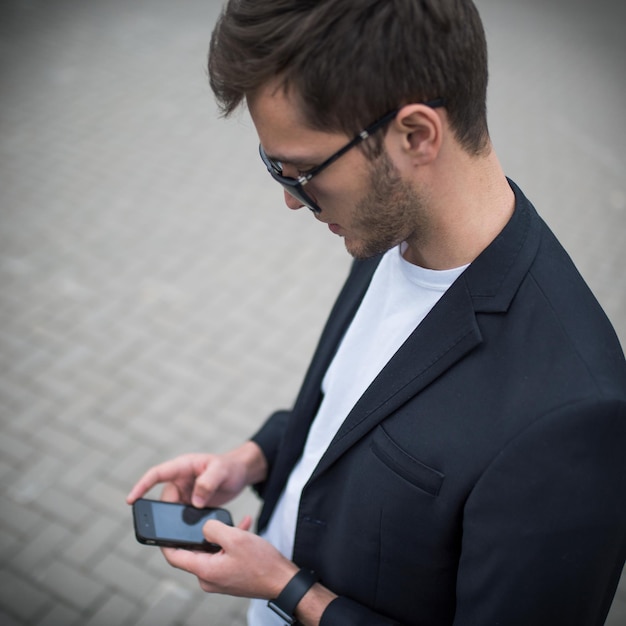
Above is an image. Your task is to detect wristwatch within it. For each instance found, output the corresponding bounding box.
[267,568,319,625]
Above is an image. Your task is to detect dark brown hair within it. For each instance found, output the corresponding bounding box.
[208,0,489,155]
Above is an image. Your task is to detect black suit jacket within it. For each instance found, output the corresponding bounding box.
[252,181,626,625]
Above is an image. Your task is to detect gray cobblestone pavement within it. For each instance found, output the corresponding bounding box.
[0,0,624,624]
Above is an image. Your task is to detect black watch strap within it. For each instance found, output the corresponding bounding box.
[267,568,319,625]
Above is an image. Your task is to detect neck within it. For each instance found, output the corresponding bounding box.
[403,142,515,270]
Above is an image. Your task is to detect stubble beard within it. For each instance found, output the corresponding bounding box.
[345,152,429,260]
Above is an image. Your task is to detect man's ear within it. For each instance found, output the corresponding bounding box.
[391,103,443,165]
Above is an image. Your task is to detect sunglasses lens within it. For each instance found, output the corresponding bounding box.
[260,145,321,213]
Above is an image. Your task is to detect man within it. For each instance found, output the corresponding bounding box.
[127,1,626,624]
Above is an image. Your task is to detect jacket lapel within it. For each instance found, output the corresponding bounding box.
[311,276,482,480]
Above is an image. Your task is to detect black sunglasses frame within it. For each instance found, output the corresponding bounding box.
[259,98,446,213]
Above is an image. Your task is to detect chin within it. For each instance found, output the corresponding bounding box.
[344,238,390,260]
[343,237,364,259]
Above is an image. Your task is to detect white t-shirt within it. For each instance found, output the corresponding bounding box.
[248,245,467,625]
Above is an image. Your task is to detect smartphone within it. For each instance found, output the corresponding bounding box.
[133,498,233,552]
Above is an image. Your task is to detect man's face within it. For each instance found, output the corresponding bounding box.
[248,83,431,259]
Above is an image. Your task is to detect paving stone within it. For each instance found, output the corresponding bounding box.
[105,442,162,486]
[92,551,161,600]
[0,496,46,537]
[30,422,85,461]
[36,559,105,611]
[11,518,74,575]
[63,513,122,568]
[0,457,21,488]
[34,486,94,529]
[0,569,53,622]
[6,456,67,506]
[185,594,249,626]
[77,417,132,454]
[0,610,22,626]
[0,428,36,464]
[59,447,110,491]
[0,526,21,563]
[134,581,195,626]
[83,593,139,626]
[34,603,82,626]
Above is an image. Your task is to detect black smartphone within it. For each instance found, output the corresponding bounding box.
[133,498,233,552]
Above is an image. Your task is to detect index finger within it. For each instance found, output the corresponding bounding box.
[162,545,206,575]
[125,458,189,504]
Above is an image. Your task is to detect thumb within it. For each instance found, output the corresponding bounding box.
[238,515,253,531]
[202,518,232,547]
[191,490,208,508]
[191,466,220,508]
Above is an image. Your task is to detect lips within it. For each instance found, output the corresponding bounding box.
[314,212,343,235]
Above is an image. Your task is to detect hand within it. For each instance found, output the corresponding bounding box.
[126,441,268,508]
[162,507,337,625]
[162,511,298,600]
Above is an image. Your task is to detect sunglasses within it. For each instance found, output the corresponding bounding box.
[259,98,445,213]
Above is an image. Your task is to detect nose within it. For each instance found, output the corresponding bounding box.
[284,189,304,211]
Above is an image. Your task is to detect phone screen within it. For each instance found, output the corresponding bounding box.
[133,498,232,549]
[152,501,219,542]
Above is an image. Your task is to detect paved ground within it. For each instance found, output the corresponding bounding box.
[0,0,624,624]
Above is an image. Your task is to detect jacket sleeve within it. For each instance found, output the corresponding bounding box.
[452,397,626,626]
[321,597,402,625]
[250,409,291,498]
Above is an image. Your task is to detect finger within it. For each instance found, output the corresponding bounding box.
[161,482,181,503]
[191,462,223,508]
[162,545,203,573]
[126,461,180,503]
[126,471,159,503]
[237,515,253,531]
[126,455,196,504]
[202,518,236,547]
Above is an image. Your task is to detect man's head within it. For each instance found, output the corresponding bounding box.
[208,0,490,157]
[208,0,498,265]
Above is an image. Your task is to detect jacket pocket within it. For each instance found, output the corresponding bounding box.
[370,426,444,496]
